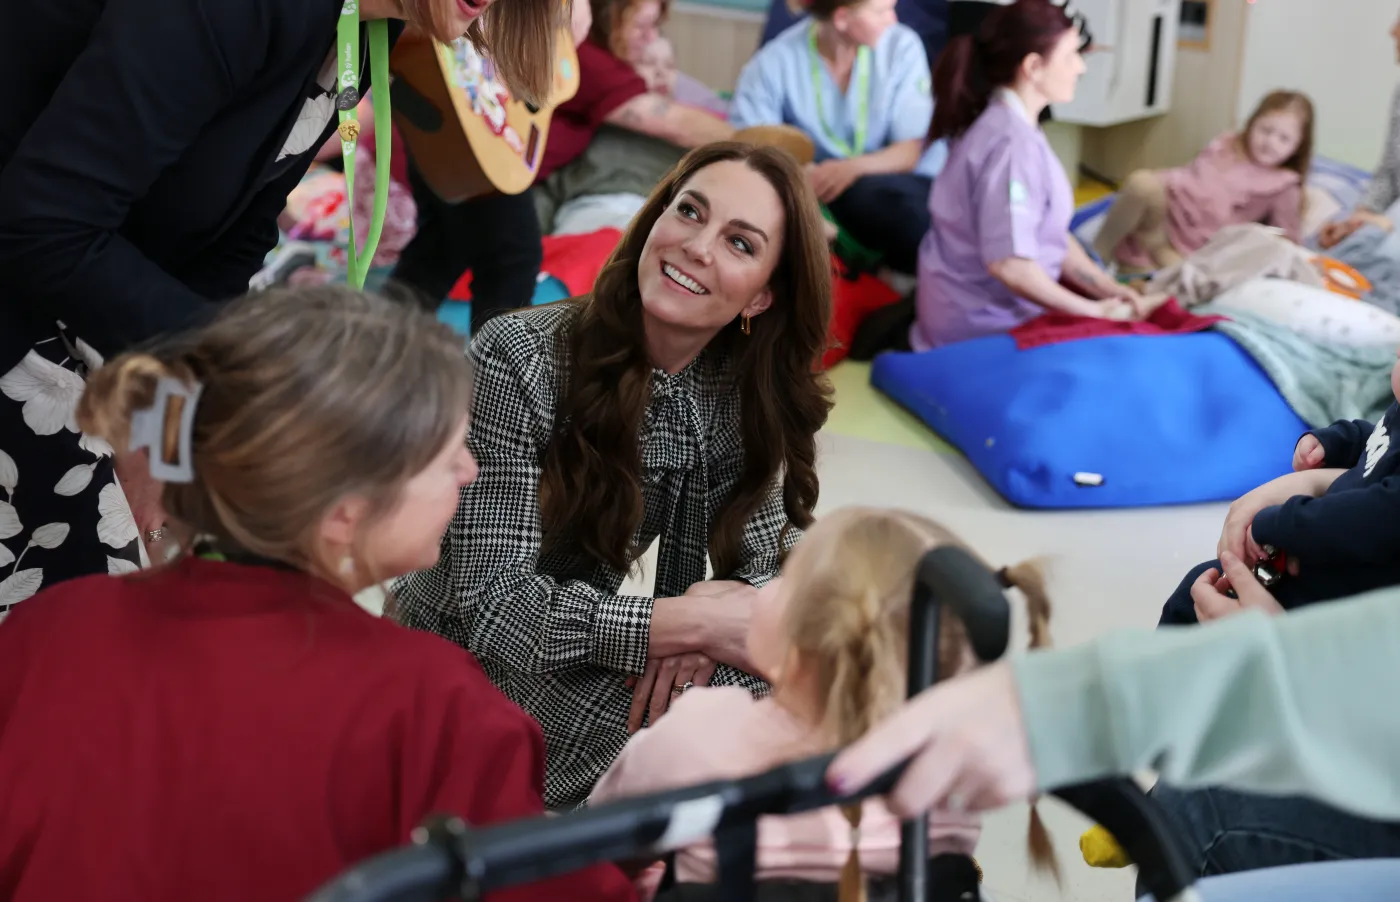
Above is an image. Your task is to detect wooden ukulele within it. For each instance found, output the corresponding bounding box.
[389,27,580,202]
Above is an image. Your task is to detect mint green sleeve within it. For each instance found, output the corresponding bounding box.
[1013,587,1400,821]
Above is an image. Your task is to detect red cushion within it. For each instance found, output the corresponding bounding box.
[822,261,901,369]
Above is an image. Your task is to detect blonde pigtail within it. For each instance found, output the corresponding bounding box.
[823,585,892,902]
[1001,559,1061,882]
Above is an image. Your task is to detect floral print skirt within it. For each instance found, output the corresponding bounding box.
[0,326,141,619]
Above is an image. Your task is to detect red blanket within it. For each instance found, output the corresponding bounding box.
[449,228,625,301]
[1010,298,1226,350]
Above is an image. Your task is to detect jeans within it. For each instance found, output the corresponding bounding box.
[826,172,932,275]
[1143,858,1400,902]
[1137,783,1400,896]
[390,162,543,332]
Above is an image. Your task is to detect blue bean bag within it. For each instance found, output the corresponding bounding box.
[870,333,1308,509]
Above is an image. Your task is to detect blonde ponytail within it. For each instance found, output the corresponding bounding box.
[825,588,889,902]
[76,354,191,464]
[1000,560,1061,883]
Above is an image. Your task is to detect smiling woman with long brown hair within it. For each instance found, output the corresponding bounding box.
[396,141,834,809]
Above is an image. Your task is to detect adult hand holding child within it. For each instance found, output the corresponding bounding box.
[1191,551,1285,623]
[1216,468,1343,564]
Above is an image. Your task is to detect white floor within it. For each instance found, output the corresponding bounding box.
[811,431,1226,902]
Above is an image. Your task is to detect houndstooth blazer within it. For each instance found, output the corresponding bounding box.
[395,302,794,809]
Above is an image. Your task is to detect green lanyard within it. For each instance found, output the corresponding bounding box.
[806,25,872,159]
[335,3,392,290]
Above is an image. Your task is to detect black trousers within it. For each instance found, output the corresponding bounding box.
[827,173,932,275]
[389,162,543,334]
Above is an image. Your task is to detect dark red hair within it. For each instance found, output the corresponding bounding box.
[929,0,1075,141]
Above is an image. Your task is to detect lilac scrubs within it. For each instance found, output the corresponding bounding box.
[911,90,1074,350]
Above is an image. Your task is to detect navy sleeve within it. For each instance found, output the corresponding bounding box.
[1306,419,1376,470]
[1252,476,1400,566]
[0,0,272,357]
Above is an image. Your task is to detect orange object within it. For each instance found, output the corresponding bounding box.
[1313,256,1373,299]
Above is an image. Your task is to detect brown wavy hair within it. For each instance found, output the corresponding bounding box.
[539,142,834,577]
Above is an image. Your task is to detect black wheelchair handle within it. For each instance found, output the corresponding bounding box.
[304,752,1201,902]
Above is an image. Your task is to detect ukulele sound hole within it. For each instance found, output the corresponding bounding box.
[525,124,541,167]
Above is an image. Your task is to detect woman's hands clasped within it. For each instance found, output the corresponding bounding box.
[630,579,764,731]
[626,651,717,732]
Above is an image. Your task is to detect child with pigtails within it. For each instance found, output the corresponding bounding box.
[591,505,1059,900]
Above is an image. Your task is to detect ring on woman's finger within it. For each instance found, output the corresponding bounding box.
[682,681,694,691]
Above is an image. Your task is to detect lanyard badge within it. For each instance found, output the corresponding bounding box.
[806,26,872,160]
[335,0,392,289]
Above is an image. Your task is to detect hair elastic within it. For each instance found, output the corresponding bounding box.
[129,377,204,484]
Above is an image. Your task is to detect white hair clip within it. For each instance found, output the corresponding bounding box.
[128,377,204,484]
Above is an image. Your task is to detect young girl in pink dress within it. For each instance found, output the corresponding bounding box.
[1095,90,1315,271]
[590,506,1057,900]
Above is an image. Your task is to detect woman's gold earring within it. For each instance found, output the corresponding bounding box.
[741,314,752,335]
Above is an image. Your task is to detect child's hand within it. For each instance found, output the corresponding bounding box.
[1292,434,1325,471]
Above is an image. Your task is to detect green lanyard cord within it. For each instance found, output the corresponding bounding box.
[806,25,872,160]
[335,4,392,290]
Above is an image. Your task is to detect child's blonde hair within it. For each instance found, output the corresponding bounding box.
[777,507,1057,902]
[1241,90,1315,182]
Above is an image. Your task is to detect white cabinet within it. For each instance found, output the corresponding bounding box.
[1055,0,1183,127]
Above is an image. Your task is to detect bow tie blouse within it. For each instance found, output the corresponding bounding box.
[396,302,792,809]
